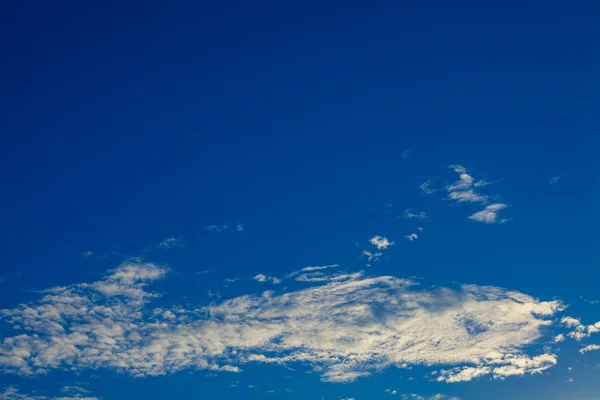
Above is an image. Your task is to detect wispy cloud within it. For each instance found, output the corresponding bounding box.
[396,394,461,400]
[579,344,600,354]
[60,385,90,395]
[369,235,394,250]
[401,148,412,160]
[549,175,562,185]
[405,233,419,241]
[0,262,565,384]
[419,180,437,195]
[197,269,214,275]
[206,223,229,232]
[468,204,509,224]
[236,224,244,232]
[81,251,93,258]
[1,386,98,400]
[156,237,185,249]
[361,250,382,263]
[446,165,509,224]
[403,209,427,220]
[253,274,281,284]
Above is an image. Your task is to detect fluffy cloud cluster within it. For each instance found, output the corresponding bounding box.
[446,165,508,224]
[561,316,600,341]
[0,262,564,384]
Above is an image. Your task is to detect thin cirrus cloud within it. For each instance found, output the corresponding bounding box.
[0,261,567,384]
[205,223,245,233]
[156,237,185,249]
[419,180,437,195]
[446,165,508,224]
[403,210,427,220]
[0,386,99,400]
[205,223,229,232]
[392,394,461,400]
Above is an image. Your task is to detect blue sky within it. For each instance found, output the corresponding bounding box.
[0,1,599,399]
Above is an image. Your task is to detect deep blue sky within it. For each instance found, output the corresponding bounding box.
[0,1,598,399]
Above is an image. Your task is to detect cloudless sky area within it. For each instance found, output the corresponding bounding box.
[0,1,599,400]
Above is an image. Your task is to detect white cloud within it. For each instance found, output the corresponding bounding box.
[405,234,418,242]
[253,274,281,285]
[236,224,244,232]
[197,269,213,275]
[400,395,461,400]
[60,386,90,395]
[561,316,600,341]
[403,210,427,220]
[369,235,394,250]
[0,262,565,384]
[554,334,565,343]
[361,250,382,263]
[468,204,508,224]
[295,265,339,273]
[156,237,185,249]
[579,344,600,354]
[449,165,467,174]
[445,165,510,223]
[206,224,228,232]
[81,251,93,258]
[419,180,437,195]
[0,386,98,400]
[447,190,487,204]
[401,149,412,159]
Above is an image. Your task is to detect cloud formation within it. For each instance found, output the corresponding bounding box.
[579,344,600,354]
[403,210,427,220]
[0,386,98,400]
[253,274,281,284]
[156,237,185,249]
[560,316,600,341]
[0,262,565,384]
[468,204,508,224]
[419,180,437,195]
[446,165,509,224]
[405,234,418,242]
[369,235,394,250]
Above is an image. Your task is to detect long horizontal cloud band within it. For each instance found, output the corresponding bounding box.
[0,262,563,383]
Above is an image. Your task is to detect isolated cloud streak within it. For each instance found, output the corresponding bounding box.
[0,262,565,384]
